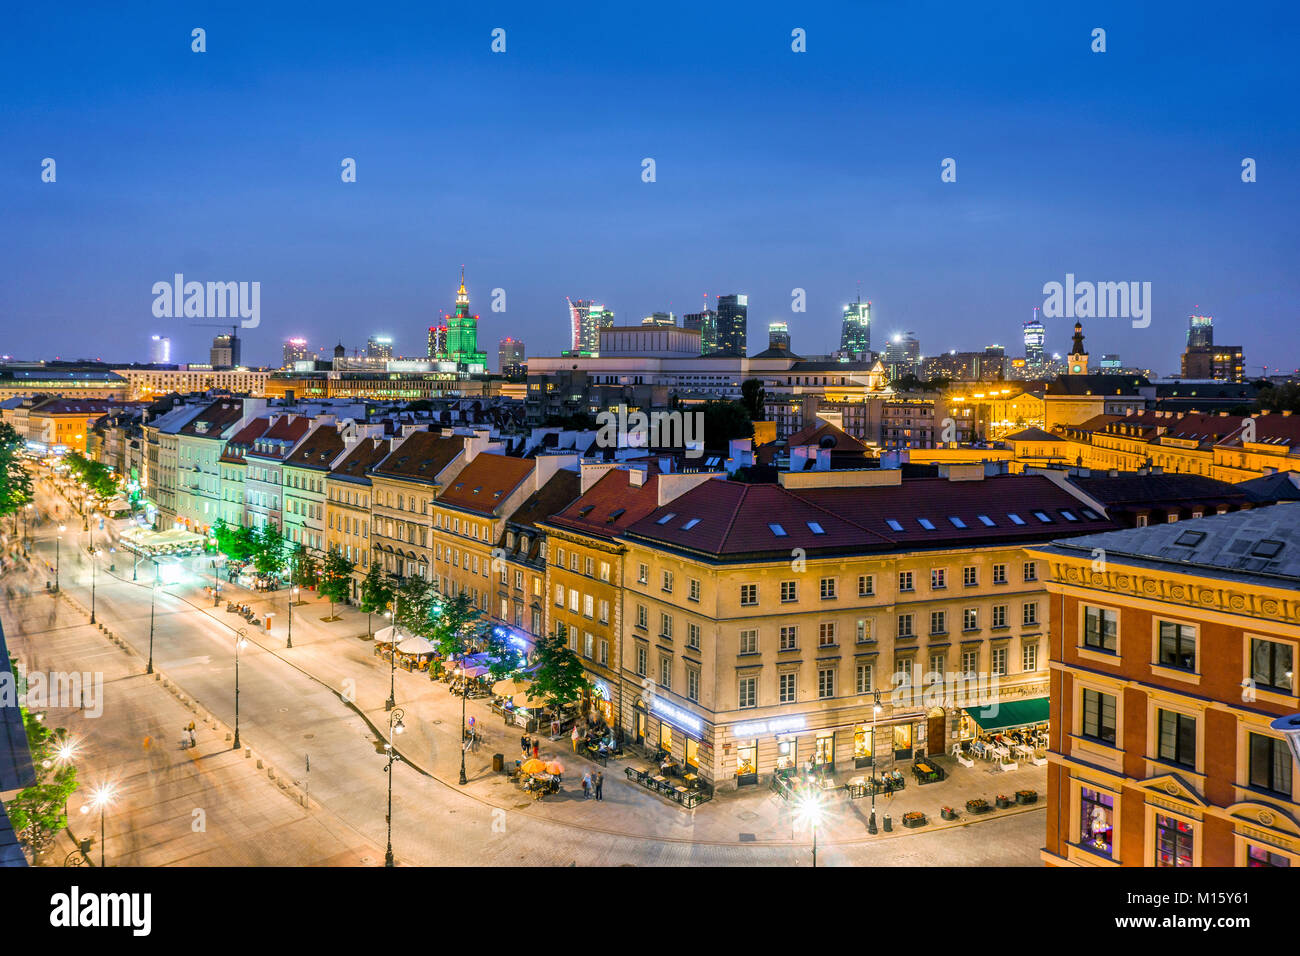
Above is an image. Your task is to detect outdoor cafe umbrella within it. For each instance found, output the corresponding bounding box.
[545,761,564,775]
[521,758,548,775]
[396,634,437,656]
[372,625,401,646]
[511,690,543,709]
[492,676,533,698]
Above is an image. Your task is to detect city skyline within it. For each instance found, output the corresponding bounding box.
[3,3,1298,373]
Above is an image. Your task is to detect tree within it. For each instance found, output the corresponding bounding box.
[1259,382,1300,413]
[62,451,117,502]
[231,524,259,563]
[740,378,767,422]
[319,548,354,620]
[429,590,481,658]
[701,400,754,446]
[357,563,393,638]
[289,543,320,589]
[0,422,33,528]
[526,625,591,710]
[252,524,288,581]
[3,670,79,857]
[393,575,437,637]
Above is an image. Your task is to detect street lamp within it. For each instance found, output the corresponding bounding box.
[383,708,406,868]
[456,665,468,786]
[868,690,882,835]
[55,524,66,592]
[794,791,825,868]
[79,784,117,867]
[384,591,400,712]
[23,502,32,554]
[89,548,102,624]
[146,560,160,675]
[233,628,249,751]
[286,585,298,649]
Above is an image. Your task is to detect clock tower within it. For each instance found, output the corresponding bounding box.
[1068,321,1089,375]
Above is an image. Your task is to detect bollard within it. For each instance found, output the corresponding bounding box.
[256,758,264,769]
[883,814,892,832]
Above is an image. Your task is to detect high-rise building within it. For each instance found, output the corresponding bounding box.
[1024,309,1046,368]
[641,312,676,327]
[367,335,394,360]
[768,321,791,350]
[427,325,448,359]
[149,334,172,364]
[683,308,718,355]
[715,294,748,356]
[1182,346,1245,382]
[210,333,240,369]
[839,296,871,357]
[282,337,310,367]
[436,270,487,371]
[566,298,615,356]
[498,337,526,375]
[883,332,920,378]
[1187,314,1214,348]
[1099,353,1122,372]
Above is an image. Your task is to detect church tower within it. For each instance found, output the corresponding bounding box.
[1068,321,1089,375]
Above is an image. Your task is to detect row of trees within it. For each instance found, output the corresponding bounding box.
[62,450,119,502]
[0,422,34,528]
[4,659,79,857]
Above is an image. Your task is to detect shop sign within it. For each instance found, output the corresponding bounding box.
[650,698,703,735]
[732,715,807,738]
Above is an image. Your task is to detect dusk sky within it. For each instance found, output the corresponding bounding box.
[3,1,1298,373]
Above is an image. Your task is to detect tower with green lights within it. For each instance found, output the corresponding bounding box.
[437,268,487,371]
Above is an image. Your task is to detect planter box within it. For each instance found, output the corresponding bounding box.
[995,797,1012,809]
[1016,790,1038,805]
[901,813,927,829]
[966,800,991,814]
[940,808,958,821]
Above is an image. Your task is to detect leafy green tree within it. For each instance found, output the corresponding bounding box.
[289,543,320,589]
[252,523,288,581]
[319,548,354,620]
[3,689,79,857]
[357,563,393,638]
[701,400,754,446]
[429,590,481,658]
[1258,382,1300,413]
[393,575,437,637]
[0,422,33,527]
[526,625,591,709]
[741,378,767,422]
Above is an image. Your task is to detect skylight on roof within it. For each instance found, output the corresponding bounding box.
[682,518,700,530]
[656,512,676,525]
[769,523,787,536]
[917,518,935,530]
[578,505,594,517]
[1059,510,1079,522]
[1080,508,1101,520]
[977,515,995,527]
[1252,539,1284,559]
[1007,513,1026,525]
[949,516,967,529]
[607,508,626,523]
[886,519,904,532]
[1032,511,1053,523]
[807,521,825,534]
[1174,530,1205,548]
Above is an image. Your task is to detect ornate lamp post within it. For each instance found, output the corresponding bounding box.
[146,560,160,675]
[868,690,882,834]
[55,524,66,592]
[383,708,406,867]
[233,628,249,750]
[79,784,117,868]
[795,791,824,868]
[89,547,102,623]
[286,585,298,649]
[384,590,400,712]
[457,665,468,786]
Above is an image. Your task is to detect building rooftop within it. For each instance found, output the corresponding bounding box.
[438,453,535,515]
[544,464,666,540]
[371,430,467,483]
[328,437,391,484]
[178,398,247,439]
[285,424,347,471]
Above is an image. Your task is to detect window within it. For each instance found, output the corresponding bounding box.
[599,561,611,582]
[962,566,977,587]
[1158,621,1196,672]
[1082,689,1117,744]
[898,570,914,592]
[738,629,757,654]
[818,622,836,647]
[555,546,565,567]
[963,608,978,631]
[779,626,798,651]
[1157,709,1196,769]
[1155,815,1194,868]
[553,583,563,606]
[738,676,757,709]
[661,570,674,594]
[894,658,913,686]
[780,672,797,703]
[1079,788,1114,858]
[687,623,700,650]
[1248,733,1293,797]
[992,563,1007,585]
[1022,561,1037,582]
[636,604,647,629]
[584,556,594,577]
[820,577,837,599]
[740,584,758,606]
[637,563,648,585]
[568,589,579,612]
[991,646,1008,677]
[856,619,870,643]
[992,604,1008,629]
[1023,642,1038,672]
[818,668,835,699]
[1247,845,1291,867]
[897,614,914,639]
[961,649,977,675]
[855,664,873,694]
[780,580,798,603]
[858,575,874,597]
[929,610,946,635]
[583,594,594,618]
[598,599,609,624]
[659,657,672,690]
[1250,638,1294,694]
[768,523,787,537]
[1083,607,1118,652]
[569,553,578,572]
[687,669,699,702]
[659,613,673,640]
[930,568,946,590]
[583,632,594,659]
[689,578,700,602]
[636,645,647,677]
[1022,602,1039,627]
[927,654,945,681]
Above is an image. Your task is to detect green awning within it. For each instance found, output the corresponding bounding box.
[969,697,1049,732]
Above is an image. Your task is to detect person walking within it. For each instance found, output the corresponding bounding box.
[520,732,529,754]
[571,725,580,753]
[581,772,591,800]
[532,739,540,760]
[595,771,604,801]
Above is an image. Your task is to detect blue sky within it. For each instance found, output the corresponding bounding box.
[2,0,1298,373]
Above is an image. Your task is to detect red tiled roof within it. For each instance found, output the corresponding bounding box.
[372,430,466,483]
[246,414,312,461]
[787,420,868,453]
[285,424,347,471]
[220,417,272,463]
[438,454,535,515]
[178,399,246,439]
[623,474,1118,559]
[328,437,391,484]
[544,465,665,540]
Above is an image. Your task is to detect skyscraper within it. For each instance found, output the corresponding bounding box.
[641,311,676,327]
[768,321,791,350]
[282,337,310,367]
[715,294,748,356]
[210,333,240,369]
[1187,314,1214,348]
[498,336,526,374]
[1023,308,1046,368]
[683,308,718,355]
[839,296,871,357]
[437,269,487,371]
[149,334,171,364]
[883,332,920,378]
[427,325,448,359]
[367,335,394,359]
[566,298,614,355]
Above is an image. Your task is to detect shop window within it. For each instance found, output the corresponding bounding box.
[736,743,757,784]
[775,738,797,773]
[686,737,699,768]
[892,723,913,759]
[814,732,834,767]
[1247,845,1291,867]
[1079,788,1114,858]
[854,725,873,768]
[1155,815,1193,868]
[659,723,673,753]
